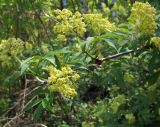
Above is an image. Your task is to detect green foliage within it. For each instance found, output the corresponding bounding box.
[0,0,160,127]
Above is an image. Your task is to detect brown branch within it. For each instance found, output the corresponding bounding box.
[27,123,48,127]
[93,48,142,65]
[22,75,27,111]
[2,85,41,117]
[0,117,13,122]
[2,76,47,117]
[102,49,134,62]
[3,113,24,127]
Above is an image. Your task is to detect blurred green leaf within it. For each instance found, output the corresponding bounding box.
[33,103,43,122]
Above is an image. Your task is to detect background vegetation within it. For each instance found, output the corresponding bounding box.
[0,0,160,127]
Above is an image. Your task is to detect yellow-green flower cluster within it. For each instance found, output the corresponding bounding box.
[69,12,86,37]
[41,43,49,53]
[54,9,72,20]
[112,4,128,17]
[0,38,24,56]
[150,37,160,49]
[53,9,86,41]
[125,113,135,124]
[101,2,110,16]
[82,121,94,127]
[124,72,134,84]
[83,14,116,35]
[56,34,67,42]
[47,65,80,98]
[129,2,157,35]
[110,95,126,113]
[0,38,24,66]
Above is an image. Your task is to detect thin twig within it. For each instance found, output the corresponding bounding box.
[3,113,24,127]
[22,75,27,111]
[101,49,134,62]
[2,86,41,117]
[28,123,48,127]
[0,117,13,122]
[35,76,47,84]
[93,47,142,65]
